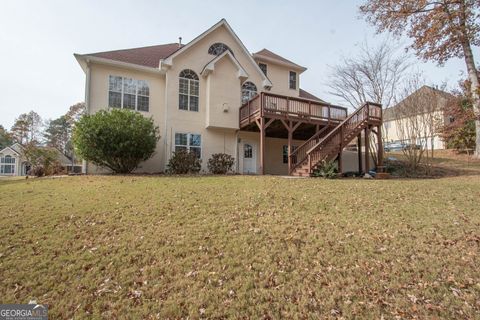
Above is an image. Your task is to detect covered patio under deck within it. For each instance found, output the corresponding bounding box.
[239,92,348,174]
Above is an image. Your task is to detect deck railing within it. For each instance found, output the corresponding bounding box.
[239,92,348,127]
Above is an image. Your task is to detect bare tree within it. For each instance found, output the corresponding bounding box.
[327,39,411,109]
[360,0,480,157]
[393,74,445,175]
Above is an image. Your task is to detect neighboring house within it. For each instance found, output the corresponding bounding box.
[74,19,383,176]
[383,86,454,150]
[0,143,77,176]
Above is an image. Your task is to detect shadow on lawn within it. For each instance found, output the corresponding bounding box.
[386,150,480,179]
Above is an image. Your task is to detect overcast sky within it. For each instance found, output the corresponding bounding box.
[0,0,477,129]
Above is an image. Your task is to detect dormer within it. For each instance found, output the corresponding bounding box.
[252,49,306,97]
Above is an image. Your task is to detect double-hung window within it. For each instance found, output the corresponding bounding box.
[0,155,15,174]
[108,76,150,112]
[179,70,199,111]
[259,63,267,76]
[289,71,297,90]
[175,133,202,158]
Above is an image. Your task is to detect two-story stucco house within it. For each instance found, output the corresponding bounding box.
[75,19,384,176]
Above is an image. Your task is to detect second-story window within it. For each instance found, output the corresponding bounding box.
[179,69,199,112]
[259,63,267,76]
[241,81,257,104]
[289,71,297,90]
[108,76,150,112]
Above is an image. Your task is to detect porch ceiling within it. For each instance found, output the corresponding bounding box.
[240,119,333,140]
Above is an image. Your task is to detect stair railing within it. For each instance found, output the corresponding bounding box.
[290,102,377,174]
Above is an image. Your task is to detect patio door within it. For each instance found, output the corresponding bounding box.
[243,142,256,174]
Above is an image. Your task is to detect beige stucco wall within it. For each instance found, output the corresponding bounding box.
[206,56,242,129]
[162,24,269,172]
[254,59,300,97]
[87,63,166,173]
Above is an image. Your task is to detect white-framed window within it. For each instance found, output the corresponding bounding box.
[241,81,257,104]
[179,70,199,112]
[259,63,267,76]
[282,145,297,164]
[0,155,15,174]
[174,133,202,158]
[108,75,150,112]
[289,71,297,90]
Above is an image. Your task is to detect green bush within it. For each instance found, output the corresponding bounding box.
[167,150,202,174]
[73,109,159,174]
[312,160,338,179]
[207,153,235,174]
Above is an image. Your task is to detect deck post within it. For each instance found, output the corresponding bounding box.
[357,134,362,174]
[364,126,370,174]
[260,117,265,175]
[338,151,343,174]
[376,125,384,172]
[287,126,292,174]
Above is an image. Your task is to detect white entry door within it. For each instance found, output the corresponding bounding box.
[243,142,256,174]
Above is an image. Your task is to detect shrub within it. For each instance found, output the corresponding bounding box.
[22,143,60,177]
[207,153,235,174]
[31,165,45,177]
[312,160,338,179]
[73,109,160,174]
[167,150,202,174]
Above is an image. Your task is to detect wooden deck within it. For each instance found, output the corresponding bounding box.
[239,92,348,129]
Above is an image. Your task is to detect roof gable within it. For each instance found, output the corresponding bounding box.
[253,48,306,72]
[383,86,454,121]
[162,19,272,88]
[200,50,248,80]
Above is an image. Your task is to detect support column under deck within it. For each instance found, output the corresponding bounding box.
[364,126,370,174]
[376,125,384,172]
[259,117,265,175]
[357,134,362,174]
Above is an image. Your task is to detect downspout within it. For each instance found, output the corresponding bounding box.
[235,129,239,173]
[82,60,91,174]
[163,72,169,172]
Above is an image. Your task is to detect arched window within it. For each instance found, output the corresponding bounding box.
[208,43,232,56]
[241,81,257,104]
[179,69,199,111]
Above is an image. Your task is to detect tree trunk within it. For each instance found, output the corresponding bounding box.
[461,39,480,157]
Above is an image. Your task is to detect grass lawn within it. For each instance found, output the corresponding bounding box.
[1,155,479,318]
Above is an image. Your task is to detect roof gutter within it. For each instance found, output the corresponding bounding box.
[253,54,307,73]
[74,54,166,75]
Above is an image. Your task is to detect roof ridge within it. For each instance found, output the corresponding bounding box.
[88,43,182,55]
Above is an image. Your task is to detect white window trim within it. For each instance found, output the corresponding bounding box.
[174,132,203,159]
[289,71,297,90]
[0,155,16,175]
[108,75,150,112]
[179,77,200,112]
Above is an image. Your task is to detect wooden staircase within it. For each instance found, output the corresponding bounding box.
[289,102,382,177]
